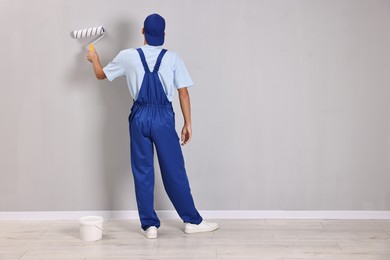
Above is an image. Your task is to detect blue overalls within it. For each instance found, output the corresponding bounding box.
[129,48,203,231]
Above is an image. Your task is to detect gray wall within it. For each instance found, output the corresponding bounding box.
[1,0,389,211]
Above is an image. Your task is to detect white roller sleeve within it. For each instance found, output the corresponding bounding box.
[72,26,105,39]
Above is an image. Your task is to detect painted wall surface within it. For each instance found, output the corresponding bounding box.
[1,0,389,211]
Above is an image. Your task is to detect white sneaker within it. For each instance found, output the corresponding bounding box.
[184,220,219,234]
[143,226,158,239]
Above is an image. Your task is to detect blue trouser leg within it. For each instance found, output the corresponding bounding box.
[129,116,160,231]
[152,117,203,225]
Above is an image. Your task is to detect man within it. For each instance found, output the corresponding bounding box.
[87,13,218,239]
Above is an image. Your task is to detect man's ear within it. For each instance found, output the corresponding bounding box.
[142,28,144,34]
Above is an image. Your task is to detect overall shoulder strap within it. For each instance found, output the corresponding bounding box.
[153,49,168,73]
[136,48,150,73]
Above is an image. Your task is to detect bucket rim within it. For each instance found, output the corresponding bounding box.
[79,215,104,224]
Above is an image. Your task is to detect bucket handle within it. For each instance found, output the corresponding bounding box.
[94,225,104,231]
[82,224,104,231]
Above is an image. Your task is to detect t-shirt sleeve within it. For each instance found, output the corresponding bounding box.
[173,54,194,89]
[103,52,126,82]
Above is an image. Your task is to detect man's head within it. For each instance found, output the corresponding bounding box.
[142,13,165,46]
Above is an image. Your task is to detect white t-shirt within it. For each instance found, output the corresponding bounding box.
[103,44,194,102]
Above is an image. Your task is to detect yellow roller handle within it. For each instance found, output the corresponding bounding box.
[89,44,95,51]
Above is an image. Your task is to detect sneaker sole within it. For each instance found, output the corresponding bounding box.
[184,226,219,234]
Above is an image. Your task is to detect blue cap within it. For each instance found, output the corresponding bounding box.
[144,13,165,46]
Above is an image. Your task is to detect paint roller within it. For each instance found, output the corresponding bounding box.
[72,26,105,51]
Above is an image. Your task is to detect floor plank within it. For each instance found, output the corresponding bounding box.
[0,219,389,259]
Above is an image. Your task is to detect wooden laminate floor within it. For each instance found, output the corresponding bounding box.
[0,219,389,259]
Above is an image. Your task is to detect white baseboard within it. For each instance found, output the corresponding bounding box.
[0,210,390,221]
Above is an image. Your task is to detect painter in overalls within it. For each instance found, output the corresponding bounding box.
[87,13,218,239]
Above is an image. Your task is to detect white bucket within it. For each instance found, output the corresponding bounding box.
[79,216,104,241]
